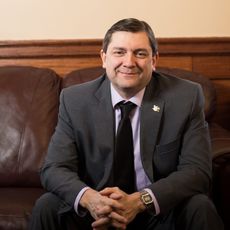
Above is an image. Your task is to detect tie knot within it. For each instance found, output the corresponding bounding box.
[118,101,136,119]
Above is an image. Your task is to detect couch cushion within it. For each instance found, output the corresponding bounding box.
[0,187,44,230]
[62,66,105,88]
[0,66,61,187]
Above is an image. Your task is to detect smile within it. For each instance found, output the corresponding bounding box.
[119,71,138,75]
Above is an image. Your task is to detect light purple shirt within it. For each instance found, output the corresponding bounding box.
[74,83,160,215]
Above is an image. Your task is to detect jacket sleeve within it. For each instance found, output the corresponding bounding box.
[40,89,87,207]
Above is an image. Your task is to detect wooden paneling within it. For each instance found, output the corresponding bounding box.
[0,40,102,58]
[0,40,103,77]
[193,56,230,79]
[158,56,193,71]
[0,38,230,129]
[0,57,102,77]
[158,38,230,55]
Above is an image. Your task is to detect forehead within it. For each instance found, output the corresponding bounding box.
[108,31,151,50]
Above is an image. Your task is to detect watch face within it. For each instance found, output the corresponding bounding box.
[141,191,155,213]
[142,193,153,205]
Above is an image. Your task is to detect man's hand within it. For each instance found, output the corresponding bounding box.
[79,188,128,229]
[97,187,145,227]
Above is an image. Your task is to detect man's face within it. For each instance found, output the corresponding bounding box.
[101,31,157,99]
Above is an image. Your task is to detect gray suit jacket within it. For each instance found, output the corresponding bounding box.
[41,71,212,214]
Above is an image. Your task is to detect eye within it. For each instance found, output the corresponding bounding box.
[112,49,126,57]
[135,50,148,58]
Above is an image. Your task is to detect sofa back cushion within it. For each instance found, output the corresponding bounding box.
[62,66,104,88]
[156,67,217,122]
[0,66,61,187]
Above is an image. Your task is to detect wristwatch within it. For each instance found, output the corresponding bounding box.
[140,190,155,213]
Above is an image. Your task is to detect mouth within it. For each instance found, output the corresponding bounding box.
[118,70,139,75]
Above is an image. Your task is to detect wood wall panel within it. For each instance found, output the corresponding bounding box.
[157,38,230,55]
[0,38,230,129]
[158,56,193,70]
[0,40,102,58]
[193,56,230,79]
[0,57,102,77]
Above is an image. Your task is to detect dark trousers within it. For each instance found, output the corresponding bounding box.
[28,192,224,230]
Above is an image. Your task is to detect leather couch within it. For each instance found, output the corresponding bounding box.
[0,65,229,230]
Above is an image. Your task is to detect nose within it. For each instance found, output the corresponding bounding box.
[123,53,136,67]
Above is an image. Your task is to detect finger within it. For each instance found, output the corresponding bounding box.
[96,205,112,216]
[106,198,125,211]
[109,192,123,200]
[93,214,127,230]
[100,187,119,195]
[92,216,110,228]
[110,219,127,229]
[111,221,127,230]
[109,211,128,225]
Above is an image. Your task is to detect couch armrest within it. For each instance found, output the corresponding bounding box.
[209,123,230,229]
[209,123,230,159]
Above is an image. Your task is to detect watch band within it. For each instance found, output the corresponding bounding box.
[140,190,155,213]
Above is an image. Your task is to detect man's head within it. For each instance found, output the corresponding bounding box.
[101,18,158,99]
[102,18,158,56]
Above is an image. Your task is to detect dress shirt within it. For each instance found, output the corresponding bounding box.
[74,83,160,215]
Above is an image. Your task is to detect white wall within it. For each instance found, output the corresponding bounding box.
[0,0,230,40]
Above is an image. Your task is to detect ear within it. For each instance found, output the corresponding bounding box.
[152,53,159,71]
[100,49,106,69]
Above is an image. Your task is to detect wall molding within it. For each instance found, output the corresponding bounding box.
[0,38,230,59]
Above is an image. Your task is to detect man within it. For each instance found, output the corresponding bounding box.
[29,18,224,230]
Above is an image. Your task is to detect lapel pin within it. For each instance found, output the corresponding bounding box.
[152,105,160,112]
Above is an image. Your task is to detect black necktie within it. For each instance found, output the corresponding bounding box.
[113,101,136,194]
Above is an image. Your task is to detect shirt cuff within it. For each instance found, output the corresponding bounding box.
[74,187,90,216]
[144,188,160,215]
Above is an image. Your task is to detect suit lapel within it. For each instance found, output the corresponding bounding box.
[93,76,115,188]
[140,75,164,182]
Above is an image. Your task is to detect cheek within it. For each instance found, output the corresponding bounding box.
[141,61,154,73]
[110,56,124,65]
[148,60,155,71]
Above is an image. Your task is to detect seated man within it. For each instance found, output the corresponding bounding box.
[29,18,224,230]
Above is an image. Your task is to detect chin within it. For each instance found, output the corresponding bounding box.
[119,79,137,86]
[120,82,139,91]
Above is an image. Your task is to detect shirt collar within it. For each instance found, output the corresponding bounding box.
[110,83,145,108]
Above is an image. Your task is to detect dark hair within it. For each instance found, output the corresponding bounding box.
[102,18,158,56]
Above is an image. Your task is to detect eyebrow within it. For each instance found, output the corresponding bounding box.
[112,47,149,52]
[112,47,126,50]
[134,48,149,53]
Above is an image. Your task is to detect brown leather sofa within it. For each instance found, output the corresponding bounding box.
[0,65,229,230]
